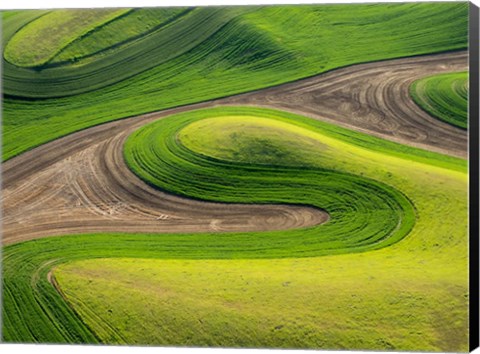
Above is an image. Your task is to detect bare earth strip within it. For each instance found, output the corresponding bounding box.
[2,51,467,245]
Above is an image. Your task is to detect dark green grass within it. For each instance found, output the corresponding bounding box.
[3,3,468,98]
[2,3,468,160]
[410,72,468,129]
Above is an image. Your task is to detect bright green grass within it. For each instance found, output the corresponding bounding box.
[411,72,468,129]
[1,10,23,20]
[3,107,468,350]
[2,3,468,161]
[54,256,467,350]
[4,9,129,67]
[51,8,190,65]
[125,112,415,254]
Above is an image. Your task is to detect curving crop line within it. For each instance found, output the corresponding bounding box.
[124,107,415,255]
[410,72,468,129]
[2,7,242,97]
[50,8,193,66]
[4,9,130,67]
[2,51,468,163]
[2,107,329,246]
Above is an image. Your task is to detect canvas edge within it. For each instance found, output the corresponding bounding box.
[469,1,480,352]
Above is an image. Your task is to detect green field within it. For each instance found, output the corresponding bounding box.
[411,72,468,129]
[1,3,471,351]
[52,8,190,65]
[124,108,417,255]
[4,9,129,67]
[3,107,468,350]
[4,8,190,67]
[2,3,468,160]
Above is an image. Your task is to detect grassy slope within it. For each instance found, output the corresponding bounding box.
[2,2,468,160]
[2,7,245,97]
[55,256,467,350]
[52,8,189,64]
[410,71,468,129]
[2,3,470,350]
[124,110,416,255]
[4,9,129,67]
[1,10,24,20]
[3,108,468,350]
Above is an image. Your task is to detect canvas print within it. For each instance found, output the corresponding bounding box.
[1,1,478,352]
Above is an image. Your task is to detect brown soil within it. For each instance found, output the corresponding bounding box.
[2,51,467,245]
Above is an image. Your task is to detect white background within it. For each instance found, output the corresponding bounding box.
[0,0,479,354]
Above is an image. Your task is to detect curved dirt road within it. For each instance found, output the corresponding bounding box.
[2,51,468,245]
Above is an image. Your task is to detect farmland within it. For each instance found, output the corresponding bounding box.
[2,3,468,160]
[3,106,468,349]
[411,72,469,129]
[1,2,471,352]
[4,9,130,67]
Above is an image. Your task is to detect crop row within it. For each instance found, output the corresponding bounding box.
[124,107,417,254]
[3,7,240,97]
[4,8,130,67]
[410,71,468,129]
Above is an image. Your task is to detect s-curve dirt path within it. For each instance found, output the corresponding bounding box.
[2,51,467,245]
